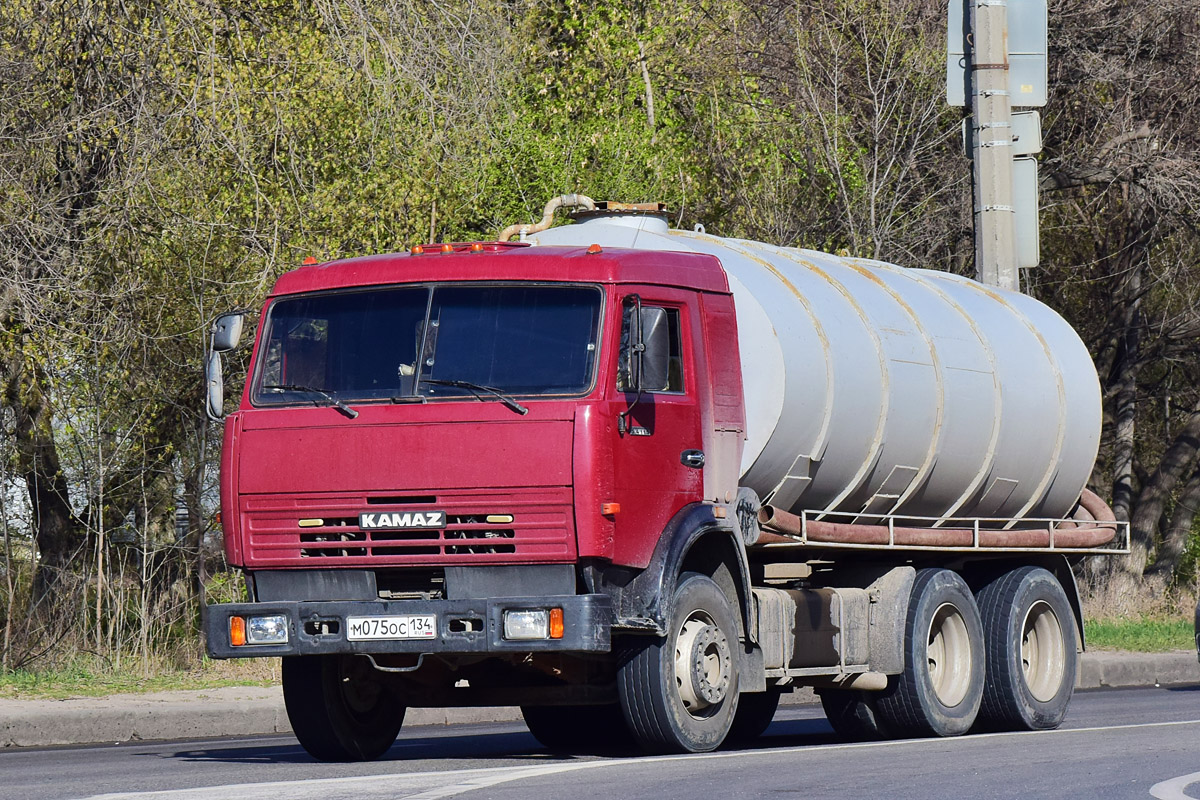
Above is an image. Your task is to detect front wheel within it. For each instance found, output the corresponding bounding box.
[975,567,1077,731]
[617,573,741,753]
[819,688,890,741]
[282,654,405,762]
[521,704,628,751]
[727,688,783,743]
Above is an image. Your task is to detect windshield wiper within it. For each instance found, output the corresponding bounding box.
[419,378,529,416]
[261,384,359,419]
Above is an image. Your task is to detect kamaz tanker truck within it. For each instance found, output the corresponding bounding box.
[202,196,1126,760]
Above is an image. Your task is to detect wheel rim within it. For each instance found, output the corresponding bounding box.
[926,602,972,708]
[1021,600,1066,702]
[338,656,385,718]
[674,610,732,717]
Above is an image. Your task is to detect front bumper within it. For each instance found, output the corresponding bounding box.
[204,594,612,659]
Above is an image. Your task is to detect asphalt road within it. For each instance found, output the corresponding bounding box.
[2,686,1197,800]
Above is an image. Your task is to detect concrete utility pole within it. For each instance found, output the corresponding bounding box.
[969,0,1019,291]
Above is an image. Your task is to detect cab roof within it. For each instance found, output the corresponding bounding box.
[268,243,729,297]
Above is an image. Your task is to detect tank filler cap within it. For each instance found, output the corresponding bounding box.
[570,201,671,235]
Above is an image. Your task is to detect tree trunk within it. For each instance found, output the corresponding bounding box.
[1146,465,1200,579]
[1128,394,1200,576]
[1109,298,1141,524]
[3,357,87,603]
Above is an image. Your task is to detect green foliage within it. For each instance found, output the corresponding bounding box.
[0,0,1197,679]
[0,655,278,699]
[203,569,249,606]
[1178,520,1200,586]
[1084,617,1196,653]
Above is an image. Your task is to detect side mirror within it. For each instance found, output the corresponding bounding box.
[618,299,673,437]
[205,351,225,420]
[211,312,245,353]
[638,307,670,392]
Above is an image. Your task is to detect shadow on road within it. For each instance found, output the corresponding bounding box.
[728,716,841,752]
[164,729,578,765]
[159,712,840,766]
[1165,684,1200,693]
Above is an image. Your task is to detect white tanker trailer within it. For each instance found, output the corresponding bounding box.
[534,206,1102,528]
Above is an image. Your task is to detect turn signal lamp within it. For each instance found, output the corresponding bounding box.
[549,608,564,640]
[601,502,620,516]
[229,616,246,647]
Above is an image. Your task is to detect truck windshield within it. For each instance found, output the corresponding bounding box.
[252,284,603,406]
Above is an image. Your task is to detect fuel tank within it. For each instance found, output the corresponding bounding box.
[532,212,1101,523]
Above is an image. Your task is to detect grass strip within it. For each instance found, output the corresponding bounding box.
[0,657,279,700]
[1084,616,1195,653]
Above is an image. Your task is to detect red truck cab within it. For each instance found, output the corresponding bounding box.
[205,241,750,757]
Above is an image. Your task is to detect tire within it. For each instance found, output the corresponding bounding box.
[975,566,1077,731]
[727,688,782,743]
[282,654,405,762]
[617,573,741,753]
[819,688,890,741]
[875,568,985,737]
[521,704,628,751]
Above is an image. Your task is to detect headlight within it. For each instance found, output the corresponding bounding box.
[503,608,564,640]
[503,609,549,640]
[247,614,289,644]
[230,614,289,646]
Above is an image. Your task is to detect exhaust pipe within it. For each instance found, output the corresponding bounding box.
[497,194,597,242]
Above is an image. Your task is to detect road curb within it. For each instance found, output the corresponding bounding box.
[1075,650,1199,690]
[1,651,1195,749]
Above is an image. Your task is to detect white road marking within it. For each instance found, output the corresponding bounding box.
[82,765,583,800]
[1151,771,1200,800]
[82,717,1200,800]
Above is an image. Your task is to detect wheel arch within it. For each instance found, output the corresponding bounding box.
[618,503,753,641]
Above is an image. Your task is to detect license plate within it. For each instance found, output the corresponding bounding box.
[346,615,437,641]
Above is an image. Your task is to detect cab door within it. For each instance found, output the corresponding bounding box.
[609,289,705,567]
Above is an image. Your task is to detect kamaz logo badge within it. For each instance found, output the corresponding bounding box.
[358,511,447,530]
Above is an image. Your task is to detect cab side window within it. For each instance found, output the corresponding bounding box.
[617,304,684,393]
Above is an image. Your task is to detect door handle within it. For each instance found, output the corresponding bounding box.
[681,449,705,469]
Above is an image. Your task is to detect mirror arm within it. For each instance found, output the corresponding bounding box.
[618,295,645,437]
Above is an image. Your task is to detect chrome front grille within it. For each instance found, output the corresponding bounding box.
[297,515,517,557]
[241,488,574,566]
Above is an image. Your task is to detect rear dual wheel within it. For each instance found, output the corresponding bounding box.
[975,566,1077,731]
[874,568,985,737]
